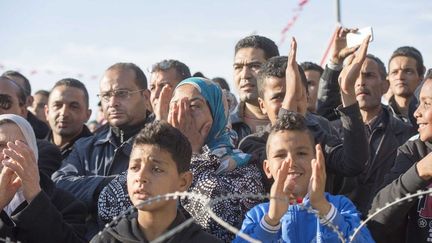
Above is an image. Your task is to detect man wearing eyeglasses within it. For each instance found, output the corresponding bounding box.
[52,62,153,239]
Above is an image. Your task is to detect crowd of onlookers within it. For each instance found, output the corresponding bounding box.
[0,26,431,242]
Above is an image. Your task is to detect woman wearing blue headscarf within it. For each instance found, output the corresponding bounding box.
[168,77,251,172]
[168,77,264,241]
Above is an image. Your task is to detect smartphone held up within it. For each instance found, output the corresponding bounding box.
[346,26,374,48]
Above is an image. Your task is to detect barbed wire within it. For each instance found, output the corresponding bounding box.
[3,188,432,243]
[349,187,432,242]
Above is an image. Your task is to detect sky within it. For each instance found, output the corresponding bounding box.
[1,0,431,120]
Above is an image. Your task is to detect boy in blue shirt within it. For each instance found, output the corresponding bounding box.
[234,112,374,242]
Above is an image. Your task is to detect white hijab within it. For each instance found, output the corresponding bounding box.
[0,114,38,216]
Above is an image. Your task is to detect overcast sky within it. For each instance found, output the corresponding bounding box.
[1,0,431,120]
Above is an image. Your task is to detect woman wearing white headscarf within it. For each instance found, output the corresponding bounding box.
[0,114,87,243]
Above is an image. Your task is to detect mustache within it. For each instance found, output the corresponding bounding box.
[355,88,371,95]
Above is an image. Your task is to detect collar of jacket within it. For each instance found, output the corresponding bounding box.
[230,101,245,124]
[45,125,92,148]
[94,112,155,146]
[305,112,320,127]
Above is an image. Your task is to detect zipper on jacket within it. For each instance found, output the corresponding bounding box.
[120,129,124,144]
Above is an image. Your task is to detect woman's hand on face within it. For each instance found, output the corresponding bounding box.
[2,140,41,203]
[168,97,211,153]
[0,165,21,209]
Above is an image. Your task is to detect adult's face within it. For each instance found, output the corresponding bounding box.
[170,84,213,142]
[305,70,321,112]
[233,47,267,105]
[45,85,91,140]
[149,68,182,111]
[32,93,48,122]
[99,68,149,128]
[0,81,26,117]
[258,76,285,125]
[355,58,386,111]
[388,56,421,98]
[0,122,26,171]
[0,123,26,152]
[6,76,32,108]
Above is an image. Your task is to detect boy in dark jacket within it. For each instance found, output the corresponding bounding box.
[92,121,221,243]
[368,73,432,243]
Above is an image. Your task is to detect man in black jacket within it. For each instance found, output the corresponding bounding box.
[320,54,415,217]
[52,62,154,239]
[45,78,93,162]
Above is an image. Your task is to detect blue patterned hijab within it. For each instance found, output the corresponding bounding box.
[176,77,251,169]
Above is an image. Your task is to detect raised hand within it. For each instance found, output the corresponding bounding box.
[339,35,371,107]
[416,152,432,180]
[309,144,331,216]
[154,84,173,121]
[331,26,360,65]
[265,158,297,226]
[0,166,21,209]
[168,97,211,153]
[282,37,307,115]
[2,141,41,203]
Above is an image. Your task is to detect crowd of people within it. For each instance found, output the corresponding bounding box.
[0,26,430,242]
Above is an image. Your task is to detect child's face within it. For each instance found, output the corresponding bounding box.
[259,77,285,125]
[415,78,432,142]
[264,130,315,198]
[127,144,191,211]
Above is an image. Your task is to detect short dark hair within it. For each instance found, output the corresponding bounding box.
[300,62,323,75]
[212,77,230,91]
[2,70,31,97]
[192,72,206,78]
[0,76,26,106]
[106,63,147,89]
[257,56,307,98]
[133,120,192,173]
[34,90,50,97]
[51,78,90,108]
[151,59,191,81]
[366,54,387,81]
[266,111,314,157]
[425,68,432,80]
[234,35,280,59]
[389,46,425,77]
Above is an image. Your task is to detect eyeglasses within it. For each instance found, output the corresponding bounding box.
[97,89,146,102]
